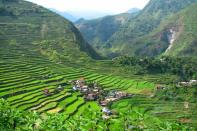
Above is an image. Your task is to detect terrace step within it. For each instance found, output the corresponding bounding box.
[31,94,71,112]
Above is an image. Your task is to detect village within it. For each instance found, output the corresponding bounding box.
[69,78,132,119]
[41,77,132,119]
[41,77,197,119]
[178,80,197,87]
[155,79,197,91]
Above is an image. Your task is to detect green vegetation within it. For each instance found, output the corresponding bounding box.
[0,99,192,130]
[96,57,196,130]
[0,0,100,62]
[0,39,158,130]
[1,50,196,129]
[113,56,197,80]
[76,0,197,58]
[0,0,197,130]
[75,12,139,57]
[111,86,197,130]
[135,3,197,57]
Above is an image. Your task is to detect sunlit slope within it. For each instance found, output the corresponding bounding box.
[124,3,197,57]
[0,0,100,62]
[0,45,155,118]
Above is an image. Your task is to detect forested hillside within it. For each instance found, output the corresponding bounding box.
[76,0,197,58]
[75,12,139,57]
[121,3,197,57]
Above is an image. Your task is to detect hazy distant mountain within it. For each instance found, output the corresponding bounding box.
[50,8,141,21]
[49,8,78,22]
[127,8,141,13]
[67,11,118,20]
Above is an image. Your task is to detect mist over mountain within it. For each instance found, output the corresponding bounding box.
[49,8,78,22]
[67,11,120,20]
[127,8,141,13]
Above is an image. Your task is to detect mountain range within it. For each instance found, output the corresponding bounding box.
[0,0,196,61]
[76,0,197,58]
[75,11,140,58]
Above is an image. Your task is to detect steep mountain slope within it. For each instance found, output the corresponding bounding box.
[140,3,197,57]
[164,5,197,56]
[110,0,197,57]
[116,0,197,38]
[0,0,100,62]
[75,12,139,57]
[76,0,197,58]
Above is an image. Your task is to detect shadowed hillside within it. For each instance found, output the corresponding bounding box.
[75,12,139,58]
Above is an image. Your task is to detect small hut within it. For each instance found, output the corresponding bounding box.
[85,93,98,101]
[102,107,112,116]
[43,89,50,96]
[57,85,64,91]
[100,100,108,106]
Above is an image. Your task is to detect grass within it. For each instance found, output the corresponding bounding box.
[0,53,155,118]
[110,90,197,129]
[75,102,101,116]
[64,97,85,115]
[1,37,196,130]
[0,58,196,130]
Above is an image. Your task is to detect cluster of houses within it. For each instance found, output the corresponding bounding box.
[70,78,132,119]
[100,91,129,106]
[155,79,197,91]
[70,78,101,101]
[100,91,131,119]
[178,80,197,87]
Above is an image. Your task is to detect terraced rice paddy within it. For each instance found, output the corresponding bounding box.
[1,48,197,130]
[111,96,197,129]
[0,48,155,119]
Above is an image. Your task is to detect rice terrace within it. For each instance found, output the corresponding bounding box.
[0,0,197,130]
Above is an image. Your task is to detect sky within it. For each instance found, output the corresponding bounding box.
[26,0,150,19]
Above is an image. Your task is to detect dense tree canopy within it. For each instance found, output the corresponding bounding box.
[113,56,197,81]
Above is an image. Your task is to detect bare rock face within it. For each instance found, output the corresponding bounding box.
[163,20,185,54]
[165,27,177,53]
[167,28,177,44]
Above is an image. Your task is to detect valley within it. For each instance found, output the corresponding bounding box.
[76,0,197,58]
[1,44,196,130]
[0,0,197,130]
